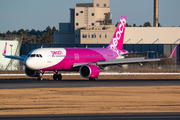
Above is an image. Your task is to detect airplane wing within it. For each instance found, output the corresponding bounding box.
[96,57,160,66]
[73,45,178,68]
[73,57,160,67]
[2,42,26,61]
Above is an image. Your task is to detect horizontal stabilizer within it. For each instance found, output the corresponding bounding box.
[123,51,154,56]
[2,42,26,61]
[3,54,26,61]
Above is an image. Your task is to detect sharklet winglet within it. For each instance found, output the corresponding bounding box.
[169,45,178,58]
[3,42,7,55]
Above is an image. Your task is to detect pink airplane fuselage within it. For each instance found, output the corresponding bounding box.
[25,47,129,71]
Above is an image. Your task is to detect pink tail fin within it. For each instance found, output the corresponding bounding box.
[3,42,7,55]
[107,16,126,50]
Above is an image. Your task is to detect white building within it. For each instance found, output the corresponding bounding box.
[0,39,21,70]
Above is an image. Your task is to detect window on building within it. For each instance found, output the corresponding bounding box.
[82,34,87,38]
[92,34,96,38]
[88,34,90,38]
[76,13,79,16]
[80,11,83,13]
[96,4,99,7]
[92,13,94,16]
[105,34,107,38]
[76,23,79,26]
[92,23,94,26]
[78,35,80,38]
[104,4,106,7]
[76,35,77,38]
[99,34,101,38]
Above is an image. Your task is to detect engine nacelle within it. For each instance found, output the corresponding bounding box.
[80,65,100,78]
[25,67,40,77]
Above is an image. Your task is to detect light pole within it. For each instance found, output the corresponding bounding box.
[10,44,13,71]
[21,32,23,41]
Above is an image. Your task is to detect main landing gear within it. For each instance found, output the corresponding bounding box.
[89,77,98,81]
[53,71,62,80]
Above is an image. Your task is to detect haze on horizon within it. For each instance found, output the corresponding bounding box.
[0,0,179,33]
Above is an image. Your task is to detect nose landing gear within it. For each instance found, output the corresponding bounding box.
[37,71,44,81]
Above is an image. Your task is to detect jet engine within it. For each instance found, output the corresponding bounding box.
[25,67,40,77]
[80,65,100,78]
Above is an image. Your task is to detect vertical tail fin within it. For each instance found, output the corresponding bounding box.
[107,16,126,50]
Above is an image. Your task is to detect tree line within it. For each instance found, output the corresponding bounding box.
[0,26,58,44]
[116,21,162,27]
[1,22,179,44]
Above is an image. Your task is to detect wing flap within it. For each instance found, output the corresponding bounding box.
[73,63,90,67]
[109,57,145,62]
[97,58,161,66]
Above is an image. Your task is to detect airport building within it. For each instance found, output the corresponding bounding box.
[54,0,113,44]
[53,0,180,45]
[0,39,22,70]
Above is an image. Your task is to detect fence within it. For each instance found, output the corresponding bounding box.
[107,64,180,73]
[0,65,180,77]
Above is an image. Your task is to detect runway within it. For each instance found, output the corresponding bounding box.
[1,113,180,120]
[1,79,180,119]
[0,79,180,89]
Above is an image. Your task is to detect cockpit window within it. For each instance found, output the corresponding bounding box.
[29,54,42,58]
[30,54,36,57]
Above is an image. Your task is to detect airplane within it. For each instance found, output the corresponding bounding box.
[3,16,178,81]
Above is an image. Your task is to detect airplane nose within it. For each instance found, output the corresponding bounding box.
[25,58,35,69]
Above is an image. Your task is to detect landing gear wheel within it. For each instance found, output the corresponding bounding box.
[94,77,98,81]
[89,78,94,81]
[53,74,58,80]
[37,77,43,81]
[53,71,62,80]
[58,74,62,80]
[37,71,44,81]
[89,77,98,81]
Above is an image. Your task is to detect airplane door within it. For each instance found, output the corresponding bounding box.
[74,53,79,60]
[46,51,51,63]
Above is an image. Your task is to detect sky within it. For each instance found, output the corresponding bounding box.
[0,0,180,33]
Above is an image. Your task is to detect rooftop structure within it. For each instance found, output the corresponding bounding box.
[54,0,180,45]
[54,0,112,44]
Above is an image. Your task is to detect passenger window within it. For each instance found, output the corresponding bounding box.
[36,54,39,57]
[39,54,42,57]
